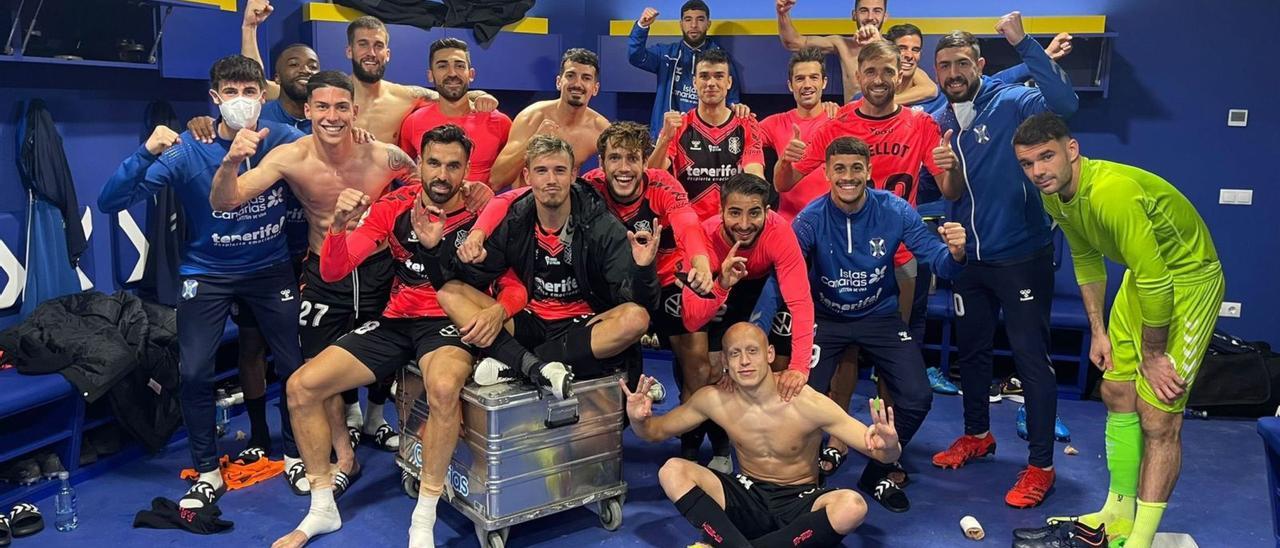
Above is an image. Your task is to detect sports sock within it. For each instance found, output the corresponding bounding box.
[344,400,363,429]
[363,402,389,435]
[486,331,547,379]
[749,508,844,547]
[408,492,440,548]
[1123,499,1166,548]
[245,396,271,450]
[675,486,750,547]
[179,469,225,509]
[294,487,342,540]
[1052,412,1140,535]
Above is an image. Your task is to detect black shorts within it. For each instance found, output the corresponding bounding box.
[231,253,305,329]
[713,470,834,540]
[652,283,692,342]
[332,316,474,380]
[511,310,625,379]
[298,249,395,359]
[706,278,792,355]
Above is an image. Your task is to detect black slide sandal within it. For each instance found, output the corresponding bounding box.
[0,513,12,547]
[285,461,309,496]
[364,424,400,452]
[818,446,846,479]
[8,503,44,537]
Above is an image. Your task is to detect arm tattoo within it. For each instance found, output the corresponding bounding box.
[407,85,440,101]
[386,145,420,182]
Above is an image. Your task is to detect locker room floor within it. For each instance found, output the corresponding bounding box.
[24,356,1271,547]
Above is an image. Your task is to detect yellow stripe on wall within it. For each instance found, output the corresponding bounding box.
[304,3,548,34]
[610,15,1105,36]
[175,0,236,11]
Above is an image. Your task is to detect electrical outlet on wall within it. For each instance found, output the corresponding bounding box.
[1219,301,1242,318]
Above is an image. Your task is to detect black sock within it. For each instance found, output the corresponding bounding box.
[749,508,844,547]
[707,422,730,457]
[487,331,547,378]
[245,396,270,450]
[674,486,751,547]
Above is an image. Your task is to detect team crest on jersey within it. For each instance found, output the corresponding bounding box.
[727,136,742,155]
[870,237,887,258]
[407,230,419,243]
[266,187,284,208]
[181,279,198,300]
[973,124,990,144]
[454,229,470,248]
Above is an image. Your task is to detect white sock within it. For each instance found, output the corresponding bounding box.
[284,455,310,492]
[363,403,389,434]
[345,402,363,429]
[295,487,342,540]
[408,493,440,548]
[178,469,225,508]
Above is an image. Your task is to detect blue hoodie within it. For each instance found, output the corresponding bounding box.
[628,22,742,138]
[756,189,965,322]
[933,37,1077,263]
[98,120,304,276]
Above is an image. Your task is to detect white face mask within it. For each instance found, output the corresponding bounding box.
[953,101,977,131]
[218,96,262,131]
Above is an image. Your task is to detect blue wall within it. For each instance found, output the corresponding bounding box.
[2,0,1277,342]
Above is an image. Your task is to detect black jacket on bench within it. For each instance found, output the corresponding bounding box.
[0,291,181,452]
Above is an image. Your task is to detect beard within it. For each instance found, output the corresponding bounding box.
[352,58,386,84]
[437,77,468,102]
[943,76,979,102]
[426,179,460,205]
[282,79,309,102]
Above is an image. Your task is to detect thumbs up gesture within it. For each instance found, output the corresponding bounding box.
[224,126,270,165]
[932,129,957,171]
[782,124,806,163]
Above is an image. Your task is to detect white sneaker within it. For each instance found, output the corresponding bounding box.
[473,358,516,386]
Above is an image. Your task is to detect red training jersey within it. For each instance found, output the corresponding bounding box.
[682,211,814,375]
[398,102,513,188]
[666,109,764,221]
[759,108,834,222]
[320,185,525,319]
[794,101,943,267]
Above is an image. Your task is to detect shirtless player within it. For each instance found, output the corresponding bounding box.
[776,0,938,105]
[342,15,497,143]
[210,70,490,494]
[490,48,612,188]
[627,322,898,546]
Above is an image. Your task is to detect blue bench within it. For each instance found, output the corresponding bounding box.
[0,368,84,510]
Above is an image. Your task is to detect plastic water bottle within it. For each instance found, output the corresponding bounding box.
[216,388,230,437]
[54,471,78,531]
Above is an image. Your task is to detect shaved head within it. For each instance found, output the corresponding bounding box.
[723,322,769,348]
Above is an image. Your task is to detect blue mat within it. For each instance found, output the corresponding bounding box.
[23,357,1271,546]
